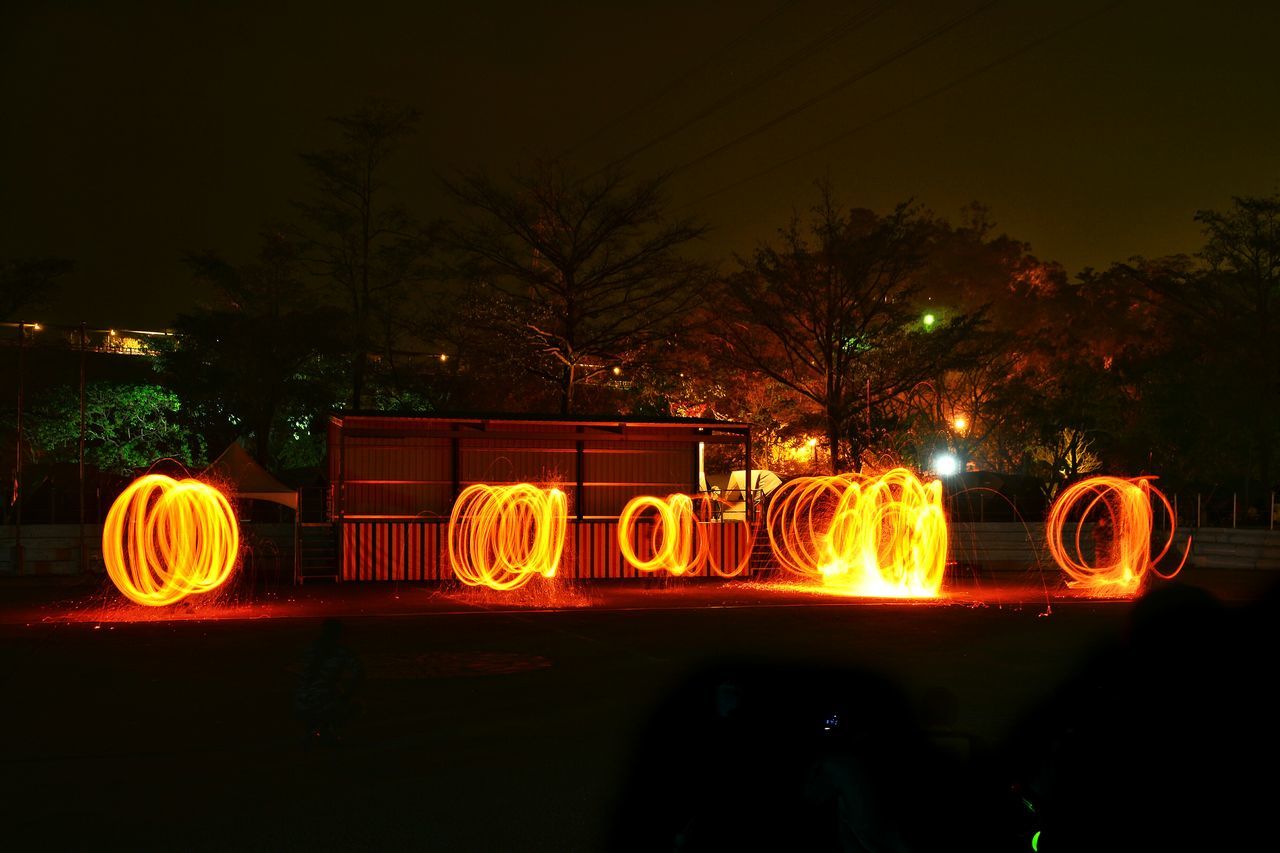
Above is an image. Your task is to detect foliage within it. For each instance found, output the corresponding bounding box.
[711,183,984,472]
[27,382,205,474]
[1053,194,1280,492]
[890,207,1064,473]
[162,234,348,469]
[294,103,436,409]
[442,163,710,414]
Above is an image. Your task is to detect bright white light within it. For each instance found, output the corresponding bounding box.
[933,453,959,477]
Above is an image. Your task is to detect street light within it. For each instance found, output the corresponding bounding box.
[922,313,936,328]
[952,415,968,433]
[933,453,959,477]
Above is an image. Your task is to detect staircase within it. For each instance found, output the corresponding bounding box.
[295,523,339,583]
[748,515,778,577]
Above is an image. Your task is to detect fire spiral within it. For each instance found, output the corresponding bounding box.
[618,493,751,577]
[766,469,947,598]
[1047,476,1189,596]
[102,474,240,607]
[448,484,568,590]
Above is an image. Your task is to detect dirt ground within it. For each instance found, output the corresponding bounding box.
[0,568,1273,850]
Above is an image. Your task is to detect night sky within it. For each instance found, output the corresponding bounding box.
[3,0,1277,328]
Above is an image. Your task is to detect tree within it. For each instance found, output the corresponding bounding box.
[892,206,1064,473]
[713,185,983,472]
[1189,195,1280,487]
[0,256,72,319]
[442,164,710,414]
[294,103,434,409]
[1092,194,1280,489]
[27,382,204,474]
[161,234,346,468]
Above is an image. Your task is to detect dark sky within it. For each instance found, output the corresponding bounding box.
[3,0,1277,328]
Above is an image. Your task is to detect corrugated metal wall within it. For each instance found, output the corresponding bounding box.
[342,435,453,517]
[340,519,754,581]
[581,441,691,516]
[333,417,704,519]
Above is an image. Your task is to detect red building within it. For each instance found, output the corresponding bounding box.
[323,413,754,581]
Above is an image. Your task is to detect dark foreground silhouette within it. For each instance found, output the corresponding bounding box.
[612,582,1279,852]
[294,618,364,745]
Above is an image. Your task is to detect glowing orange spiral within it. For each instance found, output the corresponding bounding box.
[766,468,947,598]
[619,494,704,576]
[1047,476,1189,596]
[102,474,240,607]
[617,493,752,578]
[448,484,568,591]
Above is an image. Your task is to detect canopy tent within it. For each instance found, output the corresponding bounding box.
[203,442,298,510]
[709,469,782,520]
[725,469,782,501]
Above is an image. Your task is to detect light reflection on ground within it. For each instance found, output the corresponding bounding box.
[4,572,1164,626]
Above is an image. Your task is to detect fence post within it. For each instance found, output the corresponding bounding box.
[1232,494,1237,529]
[1196,494,1201,528]
[1271,492,1275,532]
[1173,493,1179,529]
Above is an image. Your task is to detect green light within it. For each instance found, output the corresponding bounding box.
[1031,830,1041,852]
[922,313,936,328]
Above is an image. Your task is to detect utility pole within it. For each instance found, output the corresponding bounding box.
[14,321,26,573]
[79,322,87,573]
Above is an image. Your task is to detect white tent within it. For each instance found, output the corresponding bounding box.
[203,442,298,510]
[718,469,782,520]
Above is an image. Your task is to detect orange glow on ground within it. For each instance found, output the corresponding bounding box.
[617,493,751,578]
[447,483,567,591]
[1046,476,1189,597]
[102,474,240,606]
[766,468,948,598]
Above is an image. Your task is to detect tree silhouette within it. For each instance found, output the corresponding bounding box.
[713,184,982,472]
[294,104,433,409]
[163,235,345,468]
[442,164,709,414]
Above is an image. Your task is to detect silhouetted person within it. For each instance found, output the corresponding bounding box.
[610,662,999,851]
[1006,583,1269,850]
[294,618,363,745]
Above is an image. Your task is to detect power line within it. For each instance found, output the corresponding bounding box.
[587,0,899,178]
[560,0,802,160]
[677,0,1127,208]
[666,0,1003,179]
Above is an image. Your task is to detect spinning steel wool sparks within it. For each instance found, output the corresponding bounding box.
[448,484,568,591]
[102,474,240,606]
[1046,476,1188,596]
[618,493,751,577]
[766,469,948,598]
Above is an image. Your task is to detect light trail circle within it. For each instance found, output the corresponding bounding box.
[618,494,707,576]
[1046,476,1189,596]
[766,468,947,598]
[102,474,240,607]
[447,484,568,591]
